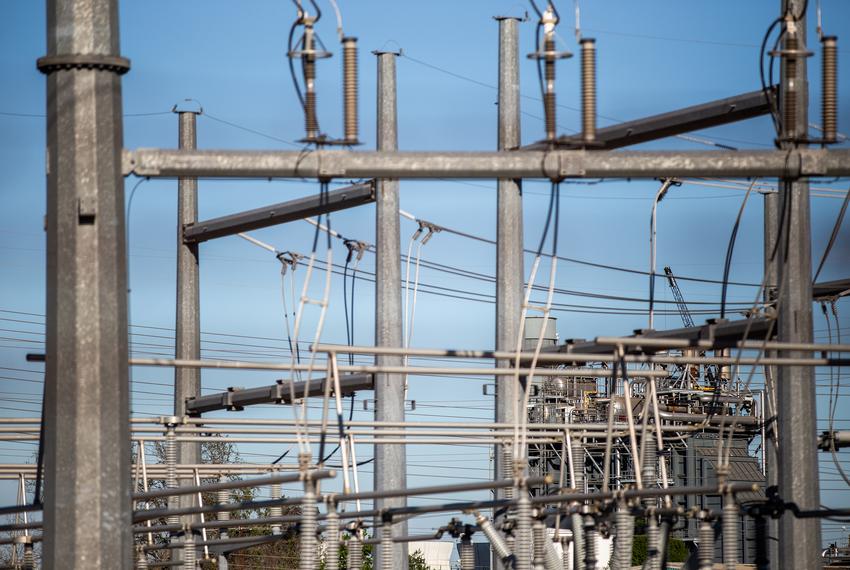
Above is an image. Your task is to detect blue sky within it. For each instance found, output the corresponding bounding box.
[1,0,850,545]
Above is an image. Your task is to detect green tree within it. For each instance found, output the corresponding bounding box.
[631,534,689,565]
[408,549,433,570]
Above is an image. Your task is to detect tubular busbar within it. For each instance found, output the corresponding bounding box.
[124,148,850,179]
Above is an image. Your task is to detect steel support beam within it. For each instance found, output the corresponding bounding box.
[812,278,850,300]
[494,16,523,570]
[174,111,202,550]
[182,181,375,244]
[550,317,775,358]
[373,49,407,570]
[523,87,776,150]
[184,374,374,414]
[125,147,850,180]
[776,1,821,567]
[38,0,132,566]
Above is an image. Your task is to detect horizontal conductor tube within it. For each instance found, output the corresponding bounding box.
[581,38,596,144]
[822,36,837,144]
[343,37,359,144]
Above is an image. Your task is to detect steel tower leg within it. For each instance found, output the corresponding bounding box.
[39,0,132,566]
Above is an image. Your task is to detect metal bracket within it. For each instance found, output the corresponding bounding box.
[37,53,131,75]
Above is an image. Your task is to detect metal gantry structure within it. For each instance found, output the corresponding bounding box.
[1,0,849,568]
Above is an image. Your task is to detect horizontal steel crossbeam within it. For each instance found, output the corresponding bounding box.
[524,87,776,150]
[184,373,374,414]
[124,148,850,179]
[551,316,774,357]
[183,181,375,243]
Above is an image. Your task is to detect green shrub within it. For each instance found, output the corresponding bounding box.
[631,534,689,565]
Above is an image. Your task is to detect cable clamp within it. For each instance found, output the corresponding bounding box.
[343,239,368,262]
[276,251,304,274]
[413,220,442,244]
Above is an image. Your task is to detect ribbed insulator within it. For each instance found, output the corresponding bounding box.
[325,512,340,570]
[460,535,475,570]
[612,506,634,570]
[698,520,714,570]
[544,92,557,141]
[544,38,556,83]
[533,518,547,569]
[583,515,598,570]
[270,482,283,535]
[722,499,739,570]
[502,446,515,500]
[380,522,393,570]
[182,533,196,570]
[646,516,660,570]
[476,513,513,561]
[822,36,838,143]
[642,432,657,506]
[571,512,585,570]
[300,482,318,570]
[542,35,557,141]
[23,543,35,570]
[561,536,572,570]
[783,35,799,138]
[217,488,230,521]
[515,492,533,570]
[305,90,319,138]
[544,533,563,570]
[165,428,179,526]
[580,39,596,143]
[347,534,363,570]
[134,547,148,570]
[343,37,359,143]
[572,439,585,493]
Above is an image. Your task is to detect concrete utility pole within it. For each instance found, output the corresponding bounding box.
[373,49,408,569]
[174,110,202,548]
[38,0,132,566]
[494,16,523,570]
[776,0,822,567]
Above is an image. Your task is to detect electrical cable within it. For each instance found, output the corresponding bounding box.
[760,17,784,138]
[812,184,850,284]
[720,179,758,318]
[827,302,850,487]
[203,112,300,148]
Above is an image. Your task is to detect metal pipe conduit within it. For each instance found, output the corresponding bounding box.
[133,471,331,501]
[130,354,850,371]
[123,148,850,179]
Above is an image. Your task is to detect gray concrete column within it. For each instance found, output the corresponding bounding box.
[373,49,408,569]
[175,109,202,534]
[776,1,821,567]
[494,16,523,569]
[39,0,132,566]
